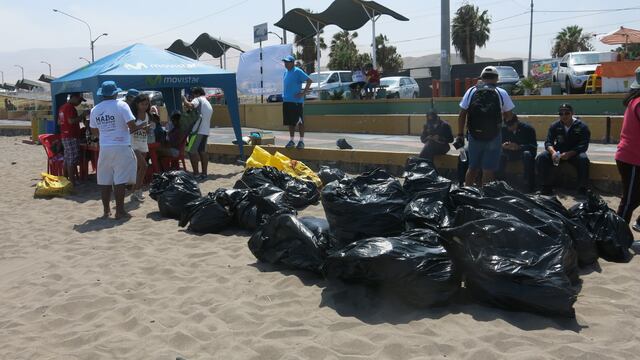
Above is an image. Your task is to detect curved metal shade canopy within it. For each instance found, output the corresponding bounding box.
[167,33,244,69]
[600,26,640,45]
[274,0,408,71]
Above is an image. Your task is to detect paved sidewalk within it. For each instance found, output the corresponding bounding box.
[210,127,618,163]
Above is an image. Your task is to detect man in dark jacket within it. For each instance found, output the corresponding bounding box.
[419,110,454,160]
[536,103,591,195]
[497,114,537,192]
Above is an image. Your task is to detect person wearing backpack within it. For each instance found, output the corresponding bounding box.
[456,66,515,186]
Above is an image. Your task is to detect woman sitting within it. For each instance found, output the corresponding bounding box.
[157,111,185,160]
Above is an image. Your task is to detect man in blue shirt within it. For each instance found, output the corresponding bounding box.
[282,55,312,149]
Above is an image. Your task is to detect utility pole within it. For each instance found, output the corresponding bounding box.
[440,0,451,96]
[528,0,533,67]
[41,61,52,76]
[282,0,287,44]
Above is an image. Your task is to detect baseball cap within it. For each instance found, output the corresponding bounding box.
[282,55,295,62]
[96,81,122,97]
[126,89,140,98]
[480,66,499,78]
[559,103,573,112]
[70,92,87,102]
[631,66,640,89]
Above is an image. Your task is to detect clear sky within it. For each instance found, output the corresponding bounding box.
[2,0,639,82]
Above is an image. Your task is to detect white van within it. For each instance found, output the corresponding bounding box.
[307,71,353,99]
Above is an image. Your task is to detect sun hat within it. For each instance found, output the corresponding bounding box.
[282,55,295,62]
[96,81,121,97]
[126,89,140,98]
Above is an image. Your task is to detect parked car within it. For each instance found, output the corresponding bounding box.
[380,76,420,98]
[553,51,617,94]
[495,66,521,94]
[266,94,283,103]
[307,71,353,100]
[205,88,225,104]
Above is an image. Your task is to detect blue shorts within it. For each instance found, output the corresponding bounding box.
[468,134,502,171]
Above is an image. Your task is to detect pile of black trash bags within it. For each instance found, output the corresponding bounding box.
[150,158,635,318]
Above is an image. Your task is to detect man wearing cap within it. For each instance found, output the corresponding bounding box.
[124,89,139,107]
[498,114,538,192]
[282,55,312,149]
[419,110,454,160]
[58,92,88,186]
[456,66,515,186]
[90,81,145,219]
[536,103,591,195]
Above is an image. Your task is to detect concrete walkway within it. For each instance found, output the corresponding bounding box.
[209,127,618,163]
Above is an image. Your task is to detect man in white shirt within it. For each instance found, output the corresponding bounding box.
[182,87,213,180]
[456,66,515,186]
[90,81,142,219]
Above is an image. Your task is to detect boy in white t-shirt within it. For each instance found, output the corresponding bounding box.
[89,81,145,219]
[182,87,213,180]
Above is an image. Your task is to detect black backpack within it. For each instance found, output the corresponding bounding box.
[467,84,503,140]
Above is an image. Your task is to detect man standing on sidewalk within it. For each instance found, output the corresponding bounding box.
[282,55,312,149]
[456,66,515,186]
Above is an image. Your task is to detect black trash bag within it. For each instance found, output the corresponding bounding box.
[248,213,328,274]
[402,157,451,195]
[234,167,319,209]
[234,184,295,231]
[482,182,598,266]
[449,185,580,282]
[323,229,461,307]
[149,171,201,219]
[299,217,333,252]
[569,192,634,263]
[440,218,579,317]
[405,187,453,230]
[179,189,233,234]
[322,169,407,247]
[318,166,348,186]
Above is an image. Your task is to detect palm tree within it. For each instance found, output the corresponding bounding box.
[551,25,594,58]
[451,4,491,64]
[294,32,327,74]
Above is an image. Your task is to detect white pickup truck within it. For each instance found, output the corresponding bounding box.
[553,51,617,94]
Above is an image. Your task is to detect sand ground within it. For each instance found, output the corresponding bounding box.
[0,136,639,360]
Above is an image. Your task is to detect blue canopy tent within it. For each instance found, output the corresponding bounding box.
[50,43,244,156]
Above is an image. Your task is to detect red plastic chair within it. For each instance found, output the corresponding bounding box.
[38,134,64,176]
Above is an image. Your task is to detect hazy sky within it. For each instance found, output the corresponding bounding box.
[2,0,639,82]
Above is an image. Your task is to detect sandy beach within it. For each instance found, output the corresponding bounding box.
[1,135,639,360]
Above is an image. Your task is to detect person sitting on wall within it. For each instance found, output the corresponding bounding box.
[349,65,366,99]
[363,63,380,100]
[536,103,591,195]
[419,110,454,161]
[497,114,538,192]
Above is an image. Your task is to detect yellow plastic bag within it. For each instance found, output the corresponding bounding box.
[34,173,73,197]
[246,146,323,188]
[245,145,272,169]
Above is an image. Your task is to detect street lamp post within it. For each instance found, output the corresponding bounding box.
[14,65,24,81]
[91,33,109,60]
[53,9,106,62]
[0,71,4,84]
[282,0,287,44]
[79,57,91,64]
[41,61,52,76]
[268,31,284,44]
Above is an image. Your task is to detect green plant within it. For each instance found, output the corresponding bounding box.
[515,77,540,95]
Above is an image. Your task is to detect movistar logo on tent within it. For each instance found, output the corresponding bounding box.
[145,75,162,86]
[124,62,148,70]
[124,62,199,70]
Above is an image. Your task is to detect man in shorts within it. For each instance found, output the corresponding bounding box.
[456,66,515,186]
[282,55,312,149]
[90,81,138,219]
[58,92,88,186]
[182,87,213,180]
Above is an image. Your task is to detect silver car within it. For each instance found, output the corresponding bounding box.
[380,76,420,98]
[554,51,617,94]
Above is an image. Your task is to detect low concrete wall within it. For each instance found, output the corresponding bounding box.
[207,143,621,192]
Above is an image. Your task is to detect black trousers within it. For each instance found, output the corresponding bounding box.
[419,141,450,160]
[616,160,640,224]
[497,150,536,190]
[536,151,589,189]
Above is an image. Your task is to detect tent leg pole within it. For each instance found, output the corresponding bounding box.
[372,16,376,69]
[316,25,321,87]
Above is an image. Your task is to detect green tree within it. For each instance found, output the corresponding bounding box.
[328,30,363,70]
[374,34,403,73]
[551,25,594,58]
[451,4,491,64]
